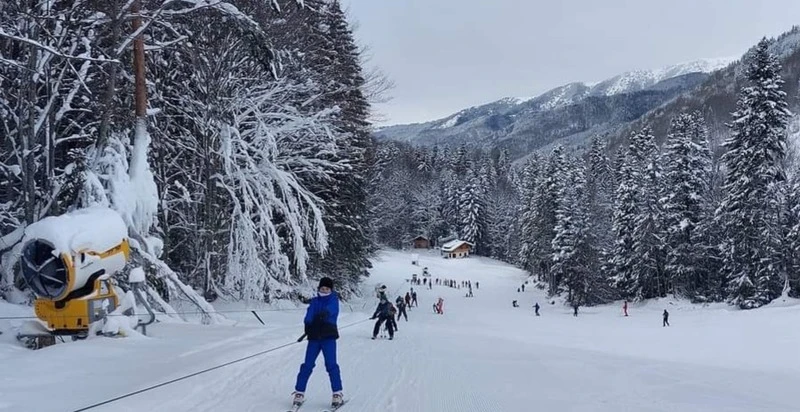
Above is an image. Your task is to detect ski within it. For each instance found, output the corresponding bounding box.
[285,401,304,412]
[321,399,348,412]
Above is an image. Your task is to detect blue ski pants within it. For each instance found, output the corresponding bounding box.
[294,338,342,393]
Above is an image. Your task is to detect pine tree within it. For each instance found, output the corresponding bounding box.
[459,171,489,254]
[629,128,666,299]
[717,39,791,309]
[518,157,543,272]
[611,129,656,299]
[585,136,615,275]
[551,160,594,304]
[785,168,800,297]
[661,112,713,300]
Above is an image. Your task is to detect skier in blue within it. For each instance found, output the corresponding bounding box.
[292,277,343,409]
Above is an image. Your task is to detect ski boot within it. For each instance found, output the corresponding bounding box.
[292,391,305,407]
[331,392,344,409]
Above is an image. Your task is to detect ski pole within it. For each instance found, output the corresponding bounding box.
[296,333,306,342]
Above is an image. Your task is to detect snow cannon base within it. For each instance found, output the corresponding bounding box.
[34,277,119,336]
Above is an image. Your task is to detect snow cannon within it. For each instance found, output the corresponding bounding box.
[18,207,130,342]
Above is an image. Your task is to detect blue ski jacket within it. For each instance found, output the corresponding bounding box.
[304,292,340,340]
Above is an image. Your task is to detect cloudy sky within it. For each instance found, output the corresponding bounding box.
[341,0,800,126]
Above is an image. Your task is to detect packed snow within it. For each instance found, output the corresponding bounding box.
[1,249,799,411]
[20,207,128,256]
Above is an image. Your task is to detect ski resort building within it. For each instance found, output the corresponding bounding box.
[412,235,430,249]
[441,240,473,258]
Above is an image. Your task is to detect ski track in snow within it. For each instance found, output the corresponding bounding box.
[2,249,800,412]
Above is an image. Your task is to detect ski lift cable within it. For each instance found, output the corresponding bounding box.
[0,307,308,320]
[72,317,373,412]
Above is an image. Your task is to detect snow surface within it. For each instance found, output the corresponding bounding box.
[21,206,127,256]
[1,249,799,411]
[435,113,462,129]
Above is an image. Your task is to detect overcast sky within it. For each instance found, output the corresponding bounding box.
[340,0,800,126]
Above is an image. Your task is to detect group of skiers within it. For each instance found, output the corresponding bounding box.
[436,278,477,290]
[511,297,671,325]
[291,275,672,410]
[370,285,419,340]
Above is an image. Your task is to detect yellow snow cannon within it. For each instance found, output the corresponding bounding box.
[18,207,130,343]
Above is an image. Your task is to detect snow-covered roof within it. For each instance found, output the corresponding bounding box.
[441,240,473,252]
[413,235,429,241]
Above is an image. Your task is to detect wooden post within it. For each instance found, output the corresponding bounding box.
[131,0,147,119]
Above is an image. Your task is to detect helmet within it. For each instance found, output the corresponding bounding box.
[379,285,387,290]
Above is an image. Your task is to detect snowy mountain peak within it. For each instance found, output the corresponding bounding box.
[589,57,735,97]
[516,57,736,110]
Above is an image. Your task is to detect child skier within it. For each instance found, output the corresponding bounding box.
[435,297,444,314]
[292,277,343,409]
[371,296,395,340]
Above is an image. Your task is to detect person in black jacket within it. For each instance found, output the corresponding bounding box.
[395,296,408,321]
[293,277,342,408]
[371,296,394,340]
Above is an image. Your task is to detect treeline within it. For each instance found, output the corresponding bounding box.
[0,0,374,303]
[372,40,800,308]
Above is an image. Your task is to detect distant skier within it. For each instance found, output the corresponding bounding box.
[292,277,343,409]
[395,296,408,322]
[476,281,479,289]
[517,287,520,293]
[411,291,418,307]
[534,302,540,316]
[521,284,525,292]
[435,297,444,314]
[512,300,519,307]
[623,300,628,317]
[573,304,579,317]
[663,309,670,327]
[371,296,394,340]
[467,285,473,297]
[376,284,388,301]
[405,292,411,308]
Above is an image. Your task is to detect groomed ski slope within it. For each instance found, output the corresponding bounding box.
[2,249,800,412]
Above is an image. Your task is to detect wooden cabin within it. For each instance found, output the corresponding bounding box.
[441,240,473,259]
[413,235,430,249]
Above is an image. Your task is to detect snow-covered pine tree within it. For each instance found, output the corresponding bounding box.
[785,167,800,297]
[661,112,713,300]
[260,0,375,290]
[717,39,791,309]
[585,136,615,277]
[459,170,489,254]
[517,156,543,272]
[610,130,651,299]
[551,160,593,304]
[537,146,567,293]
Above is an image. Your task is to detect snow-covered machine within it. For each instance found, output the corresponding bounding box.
[17,207,130,348]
